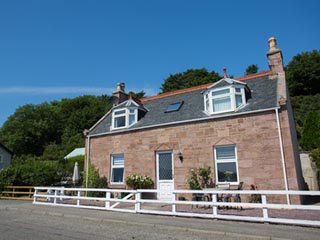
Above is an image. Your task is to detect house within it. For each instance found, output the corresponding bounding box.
[64,148,85,160]
[0,142,12,171]
[84,37,304,202]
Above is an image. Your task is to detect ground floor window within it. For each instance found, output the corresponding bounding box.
[214,145,239,184]
[111,154,124,183]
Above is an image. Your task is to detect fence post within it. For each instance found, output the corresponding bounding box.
[53,189,57,204]
[172,192,176,214]
[212,193,218,217]
[77,190,81,206]
[59,187,64,201]
[33,188,38,203]
[261,194,268,221]
[135,191,141,212]
[105,191,110,209]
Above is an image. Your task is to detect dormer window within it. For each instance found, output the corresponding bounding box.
[112,108,137,130]
[204,82,247,114]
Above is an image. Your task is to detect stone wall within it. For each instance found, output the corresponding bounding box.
[88,109,301,196]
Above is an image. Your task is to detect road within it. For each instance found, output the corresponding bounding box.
[0,200,319,240]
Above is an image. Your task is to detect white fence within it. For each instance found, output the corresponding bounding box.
[33,187,320,227]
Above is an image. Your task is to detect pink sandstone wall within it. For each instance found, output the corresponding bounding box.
[88,109,301,196]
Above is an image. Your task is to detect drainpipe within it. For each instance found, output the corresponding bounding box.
[85,135,91,190]
[275,108,290,204]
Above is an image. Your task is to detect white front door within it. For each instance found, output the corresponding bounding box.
[156,151,174,201]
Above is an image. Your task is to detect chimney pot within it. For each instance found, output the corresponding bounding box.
[223,68,227,78]
[117,83,125,92]
[268,37,277,51]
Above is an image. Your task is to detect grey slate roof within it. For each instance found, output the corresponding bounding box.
[89,74,278,136]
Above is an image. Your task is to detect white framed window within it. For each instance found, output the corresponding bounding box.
[112,108,137,130]
[204,86,246,114]
[110,154,124,184]
[214,145,239,184]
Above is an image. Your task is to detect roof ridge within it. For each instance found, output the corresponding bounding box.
[235,70,270,81]
[140,70,270,102]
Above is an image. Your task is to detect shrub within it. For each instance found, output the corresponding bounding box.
[0,160,61,187]
[82,163,108,197]
[186,167,212,190]
[126,174,154,189]
[248,184,262,203]
[300,111,320,151]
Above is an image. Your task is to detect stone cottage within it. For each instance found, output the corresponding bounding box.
[84,37,304,202]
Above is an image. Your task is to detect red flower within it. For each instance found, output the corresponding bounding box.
[250,184,255,190]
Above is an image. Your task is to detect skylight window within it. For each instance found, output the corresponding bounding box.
[165,101,184,113]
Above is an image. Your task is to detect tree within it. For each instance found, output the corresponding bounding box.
[0,103,61,156]
[128,90,146,99]
[0,95,112,157]
[245,64,258,75]
[286,50,320,96]
[160,68,221,93]
[300,111,320,151]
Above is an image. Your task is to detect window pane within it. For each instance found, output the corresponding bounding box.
[129,114,135,125]
[129,109,135,114]
[112,168,124,182]
[114,116,126,128]
[216,146,235,160]
[235,88,241,93]
[113,154,124,165]
[158,153,172,180]
[236,95,243,107]
[166,102,183,112]
[213,97,231,112]
[114,110,126,115]
[217,162,237,182]
[206,99,209,111]
[212,89,230,96]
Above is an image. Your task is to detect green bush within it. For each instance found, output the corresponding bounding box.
[186,167,212,190]
[300,111,320,151]
[126,174,154,189]
[0,160,61,187]
[311,148,320,187]
[82,163,108,197]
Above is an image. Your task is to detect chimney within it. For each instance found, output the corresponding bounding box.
[266,37,287,105]
[112,82,129,106]
[223,67,227,78]
[267,37,284,75]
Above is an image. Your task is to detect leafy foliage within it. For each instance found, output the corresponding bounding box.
[286,50,320,96]
[0,159,61,187]
[125,174,154,189]
[311,148,320,187]
[291,95,320,127]
[186,167,212,190]
[160,68,221,93]
[300,111,320,151]
[0,95,112,158]
[245,64,258,75]
[128,90,146,99]
[82,163,107,189]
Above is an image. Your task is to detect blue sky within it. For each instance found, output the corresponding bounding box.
[0,0,319,127]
